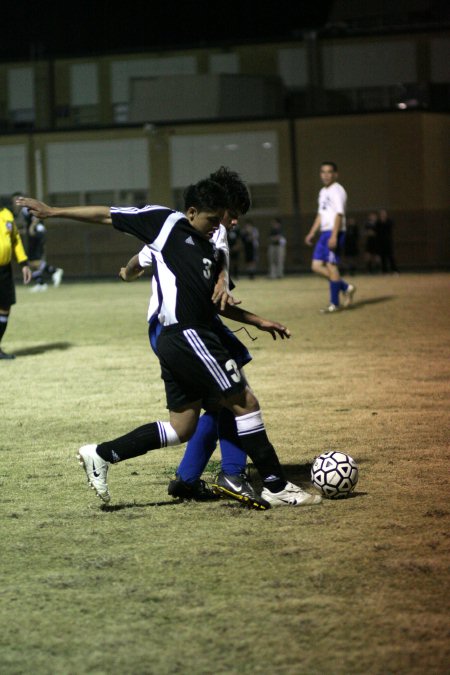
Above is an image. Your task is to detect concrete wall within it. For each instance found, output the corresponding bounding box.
[4,111,449,277]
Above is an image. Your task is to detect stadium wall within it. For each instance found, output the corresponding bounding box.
[2,111,449,276]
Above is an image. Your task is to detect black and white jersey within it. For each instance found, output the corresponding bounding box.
[111,205,220,327]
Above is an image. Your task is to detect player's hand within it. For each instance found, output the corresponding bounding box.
[213,289,242,311]
[304,233,314,246]
[119,266,144,281]
[15,197,53,220]
[257,320,291,340]
[22,265,32,285]
[328,235,337,250]
[211,280,242,311]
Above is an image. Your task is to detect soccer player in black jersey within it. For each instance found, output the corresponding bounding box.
[12,193,64,292]
[17,183,321,508]
[121,166,269,508]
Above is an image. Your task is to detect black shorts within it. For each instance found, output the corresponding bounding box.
[0,264,16,307]
[156,325,246,410]
[27,236,45,261]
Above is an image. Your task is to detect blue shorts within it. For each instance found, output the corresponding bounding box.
[313,231,346,265]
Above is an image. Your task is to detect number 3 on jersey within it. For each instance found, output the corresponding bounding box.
[202,258,213,279]
[225,359,241,383]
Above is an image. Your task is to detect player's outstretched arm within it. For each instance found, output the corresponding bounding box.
[15,197,112,225]
[119,254,145,282]
[219,304,291,340]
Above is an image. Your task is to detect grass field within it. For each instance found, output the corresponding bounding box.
[1,272,449,675]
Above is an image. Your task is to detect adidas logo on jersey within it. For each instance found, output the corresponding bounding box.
[185,236,195,246]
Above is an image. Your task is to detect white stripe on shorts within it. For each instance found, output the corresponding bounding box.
[183,328,231,391]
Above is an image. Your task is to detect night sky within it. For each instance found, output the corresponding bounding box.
[1,1,334,60]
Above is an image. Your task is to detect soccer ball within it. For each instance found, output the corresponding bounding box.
[311,451,358,499]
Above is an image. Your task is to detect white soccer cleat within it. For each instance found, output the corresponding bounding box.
[78,444,110,502]
[52,268,64,287]
[343,284,356,308]
[30,283,48,293]
[320,303,340,314]
[261,481,322,507]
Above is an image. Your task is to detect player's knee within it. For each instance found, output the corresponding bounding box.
[244,388,259,412]
[170,423,192,444]
[223,387,260,415]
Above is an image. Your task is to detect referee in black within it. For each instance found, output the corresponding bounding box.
[0,204,31,359]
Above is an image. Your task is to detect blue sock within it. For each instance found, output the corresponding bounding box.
[177,411,218,483]
[218,408,247,475]
[340,279,349,292]
[330,281,341,306]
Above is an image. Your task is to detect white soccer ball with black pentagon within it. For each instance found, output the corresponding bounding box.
[311,451,358,499]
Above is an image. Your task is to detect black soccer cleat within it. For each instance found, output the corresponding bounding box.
[211,471,270,510]
[0,349,16,360]
[168,476,220,502]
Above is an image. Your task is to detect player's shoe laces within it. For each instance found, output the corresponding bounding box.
[78,444,110,502]
[343,284,356,308]
[52,268,64,287]
[212,471,270,510]
[167,476,220,501]
[320,303,340,314]
[261,481,322,507]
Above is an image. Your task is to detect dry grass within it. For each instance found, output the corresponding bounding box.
[1,272,449,674]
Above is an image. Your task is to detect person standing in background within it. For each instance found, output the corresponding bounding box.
[377,209,399,274]
[304,162,355,313]
[0,204,32,359]
[227,220,241,280]
[342,216,359,276]
[364,211,380,274]
[241,219,259,280]
[267,217,287,279]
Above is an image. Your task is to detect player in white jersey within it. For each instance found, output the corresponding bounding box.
[304,162,355,312]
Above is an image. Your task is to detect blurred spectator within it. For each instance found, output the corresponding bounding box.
[240,219,259,279]
[227,221,241,280]
[377,209,399,274]
[364,211,380,273]
[267,217,287,279]
[342,216,359,276]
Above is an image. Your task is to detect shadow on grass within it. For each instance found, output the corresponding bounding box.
[101,499,183,512]
[346,295,395,310]
[12,342,73,357]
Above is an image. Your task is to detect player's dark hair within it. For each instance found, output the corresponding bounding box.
[183,179,229,212]
[321,161,338,172]
[209,166,251,215]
